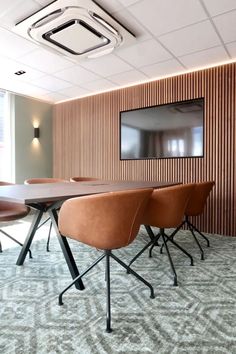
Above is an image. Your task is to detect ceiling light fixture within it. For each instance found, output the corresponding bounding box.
[14,70,26,75]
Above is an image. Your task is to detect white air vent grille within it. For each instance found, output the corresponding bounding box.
[13,0,135,61]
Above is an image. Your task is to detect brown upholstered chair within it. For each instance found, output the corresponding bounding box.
[0,181,31,257]
[128,184,195,286]
[24,178,67,251]
[70,176,99,182]
[58,188,154,333]
[169,181,215,260]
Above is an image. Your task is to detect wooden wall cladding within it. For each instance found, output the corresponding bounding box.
[53,63,236,236]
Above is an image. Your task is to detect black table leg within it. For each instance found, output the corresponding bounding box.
[48,209,85,291]
[16,210,44,265]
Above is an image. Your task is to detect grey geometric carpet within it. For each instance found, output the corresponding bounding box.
[1,222,236,354]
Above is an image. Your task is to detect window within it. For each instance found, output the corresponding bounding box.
[0,91,12,181]
[167,138,185,157]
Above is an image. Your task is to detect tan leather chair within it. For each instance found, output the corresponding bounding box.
[58,188,154,333]
[0,181,31,257]
[70,176,99,182]
[24,178,67,251]
[128,184,195,286]
[170,181,215,260]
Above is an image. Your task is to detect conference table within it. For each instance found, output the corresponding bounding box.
[0,180,178,290]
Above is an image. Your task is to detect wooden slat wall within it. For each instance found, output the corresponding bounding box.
[53,63,236,236]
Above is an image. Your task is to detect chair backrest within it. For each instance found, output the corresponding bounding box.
[0,181,30,220]
[59,188,153,250]
[0,181,13,186]
[142,184,195,229]
[25,178,67,184]
[185,181,215,217]
[70,176,99,182]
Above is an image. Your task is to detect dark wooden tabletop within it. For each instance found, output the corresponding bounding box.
[0,180,180,204]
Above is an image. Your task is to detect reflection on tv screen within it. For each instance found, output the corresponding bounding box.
[120,98,204,159]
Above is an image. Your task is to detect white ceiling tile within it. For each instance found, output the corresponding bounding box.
[1,78,51,97]
[54,65,101,85]
[179,46,229,69]
[202,0,236,16]
[0,0,22,17]
[40,92,69,103]
[112,9,151,42]
[17,83,51,97]
[117,39,172,68]
[159,20,221,57]
[59,86,91,98]
[118,0,140,6]
[0,27,38,59]
[81,54,133,76]
[34,0,53,5]
[226,41,236,59]
[213,10,236,43]
[140,59,185,78]
[0,0,234,102]
[0,56,45,82]
[95,0,123,13]
[32,75,72,91]
[0,0,41,30]
[109,70,147,85]
[19,48,73,73]
[81,79,117,91]
[129,0,207,37]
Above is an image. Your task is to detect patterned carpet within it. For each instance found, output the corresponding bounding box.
[0,218,236,354]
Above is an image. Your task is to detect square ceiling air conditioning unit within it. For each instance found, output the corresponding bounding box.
[13,0,135,61]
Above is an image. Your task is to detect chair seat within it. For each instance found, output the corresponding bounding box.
[0,202,30,221]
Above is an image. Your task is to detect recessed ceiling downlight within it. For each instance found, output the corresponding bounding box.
[13,0,135,62]
[14,70,26,75]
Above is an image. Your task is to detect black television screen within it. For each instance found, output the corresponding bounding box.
[120,98,204,160]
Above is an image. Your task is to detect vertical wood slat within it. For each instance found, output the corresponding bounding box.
[53,63,236,236]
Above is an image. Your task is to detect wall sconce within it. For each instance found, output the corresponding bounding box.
[34,127,40,139]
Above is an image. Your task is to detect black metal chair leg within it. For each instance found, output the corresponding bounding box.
[0,229,32,258]
[161,231,178,286]
[188,221,210,247]
[148,232,161,258]
[105,251,112,333]
[111,253,155,299]
[149,242,156,258]
[165,233,194,266]
[46,222,52,252]
[189,226,204,260]
[160,221,185,255]
[58,253,106,306]
[128,238,154,270]
[144,225,156,242]
[0,240,2,252]
[169,221,186,240]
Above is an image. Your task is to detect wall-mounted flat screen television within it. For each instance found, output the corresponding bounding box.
[120,98,204,160]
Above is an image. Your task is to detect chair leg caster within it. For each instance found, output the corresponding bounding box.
[150,293,155,299]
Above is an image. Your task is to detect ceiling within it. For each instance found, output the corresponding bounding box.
[0,0,236,104]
